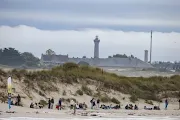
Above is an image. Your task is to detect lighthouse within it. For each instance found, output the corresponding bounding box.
[94,36,100,58]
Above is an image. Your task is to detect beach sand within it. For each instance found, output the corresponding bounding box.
[0,103,180,119]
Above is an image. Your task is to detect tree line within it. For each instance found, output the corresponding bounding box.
[0,48,40,67]
[108,54,135,58]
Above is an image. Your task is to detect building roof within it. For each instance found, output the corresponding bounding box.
[41,54,153,68]
[41,54,68,62]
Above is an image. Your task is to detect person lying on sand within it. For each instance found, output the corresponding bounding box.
[144,106,152,110]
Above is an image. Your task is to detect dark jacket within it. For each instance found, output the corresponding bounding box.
[59,100,62,106]
[51,99,54,104]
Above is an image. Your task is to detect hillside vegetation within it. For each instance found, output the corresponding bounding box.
[0,48,39,67]
[0,63,180,103]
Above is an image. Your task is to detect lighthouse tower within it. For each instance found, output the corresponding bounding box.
[94,36,100,58]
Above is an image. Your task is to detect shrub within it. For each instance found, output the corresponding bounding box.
[1,64,180,102]
[130,94,138,103]
[39,100,47,106]
[100,94,111,103]
[76,89,83,96]
[63,90,67,96]
[0,69,6,76]
[145,100,154,105]
[93,91,101,98]
[111,97,120,104]
[38,91,46,97]
[63,98,77,103]
[81,85,92,96]
[63,62,78,71]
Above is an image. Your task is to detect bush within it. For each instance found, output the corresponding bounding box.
[76,89,83,96]
[1,63,180,102]
[81,85,92,96]
[93,91,101,98]
[130,94,138,103]
[39,100,47,106]
[63,90,67,96]
[145,100,154,105]
[38,91,46,97]
[62,98,77,103]
[0,69,6,76]
[63,62,78,71]
[111,97,120,104]
[100,94,111,103]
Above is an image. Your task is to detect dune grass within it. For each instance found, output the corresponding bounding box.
[0,62,180,101]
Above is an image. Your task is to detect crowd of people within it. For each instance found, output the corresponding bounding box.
[10,94,21,106]
[27,97,180,111]
[30,102,44,109]
[125,104,138,110]
[90,98,100,109]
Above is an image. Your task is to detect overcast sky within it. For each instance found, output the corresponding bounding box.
[0,0,180,62]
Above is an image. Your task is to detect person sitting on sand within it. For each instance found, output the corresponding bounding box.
[35,103,38,109]
[11,100,14,105]
[56,104,59,110]
[125,104,129,110]
[70,99,74,110]
[134,104,138,110]
[30,102,34,108]
[154,106,160,110]
[78,103,83,109]
[38,102,43,109]
[83,102,87,110]
[129,104,133,110]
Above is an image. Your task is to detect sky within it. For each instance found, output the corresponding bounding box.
[0,0,180,62]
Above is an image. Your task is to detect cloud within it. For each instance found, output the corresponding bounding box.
[0,11,179,27]
[0,0,180,31]
[0,25,180,62]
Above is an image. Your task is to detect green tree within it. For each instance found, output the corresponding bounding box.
[113,54,128,58]
[0,48,24,66]
[46,49,56,55]
[22,52,40,67]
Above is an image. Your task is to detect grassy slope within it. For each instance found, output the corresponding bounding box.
[0,63,180,102]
